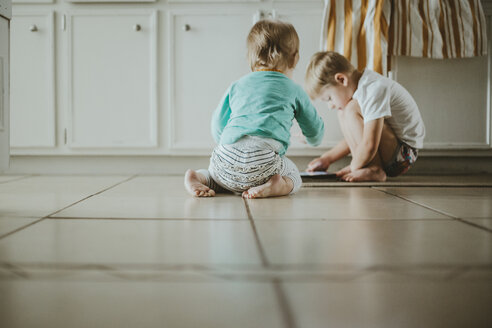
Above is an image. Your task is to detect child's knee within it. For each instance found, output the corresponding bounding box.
[282,173,301,194]
[289,177,302,194]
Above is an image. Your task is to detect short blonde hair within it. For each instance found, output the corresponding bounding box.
[247,19,299,71]
[305,51,355,99]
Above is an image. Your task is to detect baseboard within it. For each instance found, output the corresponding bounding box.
[3,155,492,175]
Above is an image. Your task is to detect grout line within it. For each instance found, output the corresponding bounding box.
[46,175,137,218]
[46,217,249,221]
[3,261,491,272]
[0,217,46,240]
[273,278,298,328]
[0,175,36,185]
[0,176,137,240]
[303,183,492,188]
[242,198,270,267]
[44,216,448,221]
[1,263,30,279]
[371,187,492,234]
[453,219,492,234]
[243,198,298,328]
[371,186,469,217]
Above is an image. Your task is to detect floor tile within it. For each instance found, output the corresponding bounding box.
[375,187,492,218]
[52,176,248,219]
[0,218,39,237]
[0,278,284,328]
[0,219,262,266]
[0,175,28,184]
[255,220,492,267]
[283,280,492,328]
[246,187,448,220]
[0,266,224,282]
[0,266,21,279]
[0,176,130,218]
[457,269,492,281]
[302,174,492,187]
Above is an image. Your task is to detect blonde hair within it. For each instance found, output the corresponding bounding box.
[247,19,299,71]
[305,51,355,99]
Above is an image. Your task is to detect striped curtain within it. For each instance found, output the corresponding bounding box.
[390,0,487,58]
[321,0,392,74]
[321,0,488,75]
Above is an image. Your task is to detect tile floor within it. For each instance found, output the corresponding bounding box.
[0,174,491,328]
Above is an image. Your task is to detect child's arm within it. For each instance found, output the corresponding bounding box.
[295,92,325,147]
[350,117,384,171]
[211,88,232,143]
[307,139,350,171]
[350,80,391,171]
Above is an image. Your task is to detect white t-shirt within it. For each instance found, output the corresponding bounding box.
[352,69,425,149]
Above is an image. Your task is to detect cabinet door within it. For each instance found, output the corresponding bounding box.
[0,17,9,171]
[69,12,157,148]
[10,13,55,148]
[276,11,343,153]
[170,12,251,151]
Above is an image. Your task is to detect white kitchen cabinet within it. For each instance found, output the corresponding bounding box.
[6,1,492,167]
[169,11,252,150]
[10,12,55,148]
[68,12,157,148]
[0,14,9,171]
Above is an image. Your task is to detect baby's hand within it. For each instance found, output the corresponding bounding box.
[307,157,330,172]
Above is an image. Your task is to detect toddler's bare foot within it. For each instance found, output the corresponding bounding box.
[340,166,387,182]
[335,165,351,177]
[184,169,216,197]
[242,174,293,199]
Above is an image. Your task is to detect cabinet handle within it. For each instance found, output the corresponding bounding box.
[134,24,141,31]
[183,24,191,32]
[30,25,38,32]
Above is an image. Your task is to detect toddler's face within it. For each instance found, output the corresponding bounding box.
[318,84,352,110]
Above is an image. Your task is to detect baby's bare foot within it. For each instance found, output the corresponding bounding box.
[184,169,216,197]
[341,166,386,182]
[242,174,293,199]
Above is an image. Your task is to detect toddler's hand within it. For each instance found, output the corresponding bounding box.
[307,157,330,172]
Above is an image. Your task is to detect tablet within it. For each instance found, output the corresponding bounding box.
[300,171,337,179]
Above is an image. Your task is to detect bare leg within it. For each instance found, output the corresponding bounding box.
[341,166,387,182]
[184,169,216,197]
[338,123,399,182]
[337,100,397,182]
[335,165,351,177]
[242,174,293,199]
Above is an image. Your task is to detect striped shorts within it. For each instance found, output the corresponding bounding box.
[383,141,419,177]
[198,136,302,194]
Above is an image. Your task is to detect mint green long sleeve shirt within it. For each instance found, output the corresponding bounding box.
[211,71,324,156]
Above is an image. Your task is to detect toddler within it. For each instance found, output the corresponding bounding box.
[305,51,425,182]
[185,20,324,198]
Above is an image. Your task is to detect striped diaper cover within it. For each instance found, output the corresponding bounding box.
[209,141,284,193]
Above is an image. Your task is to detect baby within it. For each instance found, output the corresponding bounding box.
[185,19,324,198]
[305,51,425,182]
